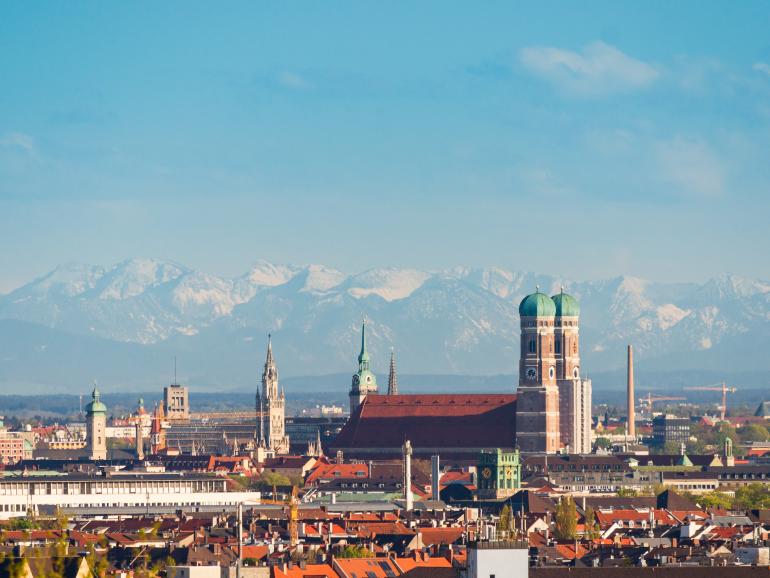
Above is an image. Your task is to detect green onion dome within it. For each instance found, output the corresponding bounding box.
[552,290,580,317]
[85,387,107,415]
[518,288,557,317]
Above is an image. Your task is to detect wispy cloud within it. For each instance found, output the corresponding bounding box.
[0,132,36,154]
[278,71,312,90]
[518,41,659,97]
[753,62,770,77]
[655,137,725,198]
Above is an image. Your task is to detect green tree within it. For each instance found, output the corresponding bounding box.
[336,545,374,558]
[652,483,669,496]
[554,495,577,541]
[735,484,770,510]
[85,544,110,578]
[594,437,611,450]
[616,487,638,497]
[740,424,770,443]
[660,441,682,455]
[260,472,291,499]
[698,491,733,510]
[498,504,512,537]
[583,506,600,540]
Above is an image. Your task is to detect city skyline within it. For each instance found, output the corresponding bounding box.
[3,2,770,292]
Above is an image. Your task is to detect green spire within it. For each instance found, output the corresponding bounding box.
[352,318,378,393]
[358,319,370,370]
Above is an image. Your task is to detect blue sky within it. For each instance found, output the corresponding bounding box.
[2,2,770,292]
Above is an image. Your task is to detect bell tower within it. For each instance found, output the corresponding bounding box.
[516,288,559,454]
[349,320,378,414]
[86,387,107,461]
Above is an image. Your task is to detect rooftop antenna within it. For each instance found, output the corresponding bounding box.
[173,356,178,386]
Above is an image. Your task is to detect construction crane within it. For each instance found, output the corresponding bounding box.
[683,382,737,422]
[638,393,686,409]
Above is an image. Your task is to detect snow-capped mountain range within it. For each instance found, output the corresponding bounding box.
[1,258,769,392]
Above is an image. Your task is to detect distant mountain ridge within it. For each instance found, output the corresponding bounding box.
[1,258,769,392]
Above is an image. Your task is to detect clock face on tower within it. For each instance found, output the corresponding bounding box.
[352,375,360,386]
[482,467,492,479]
[525,367,537,380]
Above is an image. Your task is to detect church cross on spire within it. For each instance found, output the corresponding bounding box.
[387,348,399,396]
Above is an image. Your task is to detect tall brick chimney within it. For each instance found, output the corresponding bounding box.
[627,345,636,439]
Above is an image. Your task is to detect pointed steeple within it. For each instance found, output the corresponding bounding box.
[262,334,279,400]
[265,333,274,367]
[387,348,399,396]
[358,319,370,370]
[350,318,378,413]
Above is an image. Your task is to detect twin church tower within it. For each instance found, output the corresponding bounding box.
[517,287,592,454]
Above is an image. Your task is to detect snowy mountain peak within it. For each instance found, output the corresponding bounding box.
[243,261,300,287]
[2,259,770,377]
[345,268,431,301]
[96,258,187,301]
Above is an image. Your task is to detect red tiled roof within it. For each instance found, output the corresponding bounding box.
[706,526,753,540]
[3,530,63,542]
[345,521,414,538]
[306,463,369,484]
[332,394,517,450]
[440,471,473,486]
[417,527,465,546]
[394,552,452,573]
[240,545,269,560]
[555,543,590,560]
[334,557,400,578]
[595,509,678,527]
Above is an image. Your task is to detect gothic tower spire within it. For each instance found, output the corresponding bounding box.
[266,333,274,366]
[387,348,399,396]
[262,333,278,400]
[358,319,370,371]
[259,334,289,453]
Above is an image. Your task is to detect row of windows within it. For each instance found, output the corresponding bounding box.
[719,473,768,480]
[1,500,236,512]
[0,480,226,496]
[526,339,578,354]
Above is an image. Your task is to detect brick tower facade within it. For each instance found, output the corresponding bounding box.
[516,289,560,454]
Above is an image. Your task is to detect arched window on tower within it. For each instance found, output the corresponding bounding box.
[528,339,536,354]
